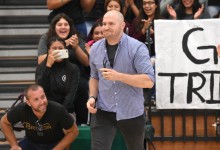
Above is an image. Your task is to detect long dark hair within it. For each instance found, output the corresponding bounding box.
[46,13,79,41]
[135,0,160,32]
[87,20,102,42]
[47,36,66,50]
[176,0,201,19]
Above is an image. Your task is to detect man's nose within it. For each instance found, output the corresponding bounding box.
[104,25,109,30]
[40,98,46,104]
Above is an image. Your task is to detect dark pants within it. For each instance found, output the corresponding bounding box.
[90,109,145,150]
[74,77,89,124]
[18,137,57,150]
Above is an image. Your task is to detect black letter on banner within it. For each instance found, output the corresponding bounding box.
[187,72,206,103]
[182,27,209,64]
[197,46,218,64]
[158,73,187,103]
[202,71,220,104]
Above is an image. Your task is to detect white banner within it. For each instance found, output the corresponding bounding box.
[155,19,220,109]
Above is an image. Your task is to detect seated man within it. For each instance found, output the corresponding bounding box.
[0,84,78,150]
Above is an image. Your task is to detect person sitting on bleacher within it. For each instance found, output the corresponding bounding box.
[166,0,211,20]
[38,13,89,125]
[85,19,104,54]
[36,36,80,115]
[0,84,78,150]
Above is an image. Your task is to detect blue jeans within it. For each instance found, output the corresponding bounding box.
[18,137,57,150]
[90,109,145,150]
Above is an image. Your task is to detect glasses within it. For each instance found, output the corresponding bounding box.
[35,120,43,136]
[103,56,108,68]
[143,1,155,6]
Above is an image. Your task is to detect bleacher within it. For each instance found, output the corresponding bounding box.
[1,1,220,150]
[0,0,49,148]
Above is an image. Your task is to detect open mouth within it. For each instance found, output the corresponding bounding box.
[59,31,67,34]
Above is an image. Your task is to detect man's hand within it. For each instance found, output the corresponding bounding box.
[100,68,121,81]
[86,97,97,114]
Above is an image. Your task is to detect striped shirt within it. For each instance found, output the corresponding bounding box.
[90,33,155,120]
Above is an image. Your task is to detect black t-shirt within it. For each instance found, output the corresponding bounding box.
[35,60,80,113]
[48,0,84,24]
[106,42,118,68]
[7,101,74,144]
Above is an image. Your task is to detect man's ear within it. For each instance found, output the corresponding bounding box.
[121,22,126,30]
[26,99,31,107]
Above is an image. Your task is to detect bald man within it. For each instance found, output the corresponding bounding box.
[87,10,155,150]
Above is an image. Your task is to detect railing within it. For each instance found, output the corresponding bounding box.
[150,109,220,142]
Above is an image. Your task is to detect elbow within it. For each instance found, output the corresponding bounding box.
[73,123,79,137]
[38,54,47,65]
[149,81,154,89]
[143,75,154,88]
[0,118,2,129]
[72,126,79,141]
[47,1,55,10]
[82,59,90,67]
[47,4,54,10]
[144,80,154,89]
[47,6,53,10]
[0,115,9,131]
[76,128,79,137]
[47,2,52,10]
[85,62,90,67]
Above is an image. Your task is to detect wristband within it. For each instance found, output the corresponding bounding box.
[89,96,97,101]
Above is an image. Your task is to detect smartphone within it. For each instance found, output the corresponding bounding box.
[52,49,69,59]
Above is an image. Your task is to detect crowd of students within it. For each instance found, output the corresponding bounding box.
[0,0,220,150]
[32,0,220,136]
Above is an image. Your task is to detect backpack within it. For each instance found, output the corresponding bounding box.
[145,97,156,150]
[145,120,155,150]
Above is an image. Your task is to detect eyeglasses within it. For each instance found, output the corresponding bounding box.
[143,1,155,6]
[35,120,43,136]
[103,56,108,68]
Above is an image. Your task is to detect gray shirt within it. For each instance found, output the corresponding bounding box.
[37,33,86,56]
